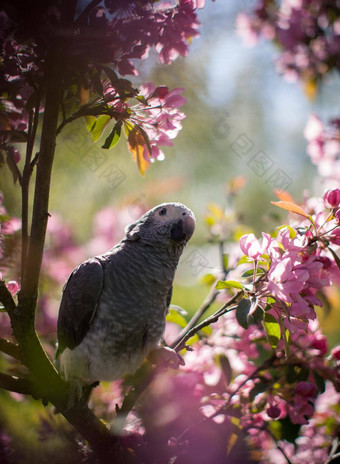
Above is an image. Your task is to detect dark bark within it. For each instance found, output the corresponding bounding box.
[0,53,126,463]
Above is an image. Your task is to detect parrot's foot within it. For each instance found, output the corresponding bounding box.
[148,346,185,371]
[65,380,83,410]
[65,380,99,410]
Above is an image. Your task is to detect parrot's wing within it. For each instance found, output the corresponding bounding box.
[57,258,104,356]
[166,286,173,310]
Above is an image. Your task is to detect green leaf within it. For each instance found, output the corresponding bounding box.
[91,115,111,142]
[136,95,148,105]
[217,354,232,385]
[89,67,104,96]
[314,372,326,393]
[249,381,270,402]
[263,313,280,349]
[278,417,301,443]
[287,365,309,383]
[102,65,119,85]
[328,246,340,270]
[216,280,243,290]
[241,268,266,278]
[236,298,251,329]
[166,308,188,328]
[249,304,264,324]
[237,255,253,266]
[200,273,216,286]
[85,115,96,132]
[223,254,229,270]
[200,325,212,337]
[102,120,122,149]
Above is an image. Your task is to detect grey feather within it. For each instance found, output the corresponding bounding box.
[56,203,195,385]
[56,258,106,356]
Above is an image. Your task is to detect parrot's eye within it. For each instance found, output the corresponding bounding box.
[159,208,167,216]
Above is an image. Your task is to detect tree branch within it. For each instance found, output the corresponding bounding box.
[0,372,35,396]
[0,338,21,361]
[1,54,124,462]
[171,282,221,348]
[21,91,41,281]
[170,288,244,352]
[0,280,16,316]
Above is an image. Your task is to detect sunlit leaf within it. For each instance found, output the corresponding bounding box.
[166,308,188,328]
[185,333,200,346]
[274,189,294,202]
[126,124,151,175]
[136,95,148,105]
[270,201,309,219]
[223,254,229,270]
[263,313,280,349]
[78,85,90,105]
[85,115,96,132]
[216,280,243,290]
[276,224,297,239]
[200,325,212,336]
[200,273,216,286]
[227,433,239,456]
[236,298,251,329]
[241,268,266,278]
[91,115,111,142]
[102,120,122,149]
[304,77,317,100]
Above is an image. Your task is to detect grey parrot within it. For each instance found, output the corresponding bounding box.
[56,202,195,393]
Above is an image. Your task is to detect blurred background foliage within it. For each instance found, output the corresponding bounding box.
[1,2,340,459]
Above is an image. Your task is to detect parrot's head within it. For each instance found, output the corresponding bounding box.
[125,203,195,248]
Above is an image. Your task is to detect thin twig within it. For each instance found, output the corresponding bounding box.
[171,241,228,347]
[0,338,21,361]
[172,304,238,353]
[21,91,41,281]
[266,428,294,464]
[324,437,340,464]
[171,283,222,347]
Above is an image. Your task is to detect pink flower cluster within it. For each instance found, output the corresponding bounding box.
[239,191,340,330]
[304,114,340,185]
[102,81,186,161]
[134,83,186,160]
[236,0,340,84]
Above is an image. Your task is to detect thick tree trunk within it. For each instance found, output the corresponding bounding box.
[1,52,126,463]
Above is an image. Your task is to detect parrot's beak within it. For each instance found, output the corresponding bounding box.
[170,214,195,243]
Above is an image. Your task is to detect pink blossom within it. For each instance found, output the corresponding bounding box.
[6,280,20,295]
[335,209,340,224]
[330,346,340,361]
[240,232,271,260]
[322,188,340,208]
[328,228,340,246]
[288,381,317,425]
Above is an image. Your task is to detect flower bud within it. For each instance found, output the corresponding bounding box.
[267,405,281,419]
[335,209,340,224]
[323,189,340,208]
